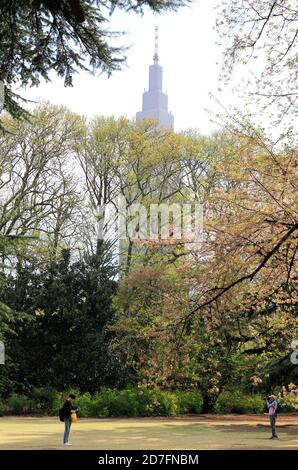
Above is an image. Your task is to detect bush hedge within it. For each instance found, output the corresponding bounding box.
[0,388,204,417]
[70,388,202,418]
[214,390,264,414]
[2,387,297,417]
[176,390,204,414]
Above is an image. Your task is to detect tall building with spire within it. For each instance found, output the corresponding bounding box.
[136,27,174,129]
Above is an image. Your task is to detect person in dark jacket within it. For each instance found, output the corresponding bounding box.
[61,394,78,446]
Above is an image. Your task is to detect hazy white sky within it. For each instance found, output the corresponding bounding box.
[22,0,242,133]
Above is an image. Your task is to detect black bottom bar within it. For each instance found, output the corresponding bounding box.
[0,450,298,467]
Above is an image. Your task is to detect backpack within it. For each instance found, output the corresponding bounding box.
[276,402,283,414]
[58,408,65,422]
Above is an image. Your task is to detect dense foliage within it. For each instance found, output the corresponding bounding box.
[0,243,129,395]
[0,105,296,412]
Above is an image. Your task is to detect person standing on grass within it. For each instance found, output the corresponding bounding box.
[61,394,78,446]
[266,394,278,439]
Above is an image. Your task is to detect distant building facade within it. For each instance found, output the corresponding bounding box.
[136,27,174,130]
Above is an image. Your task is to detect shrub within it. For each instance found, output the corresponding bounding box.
[31,387,58,414]
[0,402,8,416]
[92,388,181,417]
[51,391,66,416]
[214,391,264,414]
[90,393,109,417]
[101,388,139,417]
[148,390,179,417]
[74,392,93,417]
[279,394,298,412]
[177,390,204,414]
[8,394,34,415]
[135,388,155,416]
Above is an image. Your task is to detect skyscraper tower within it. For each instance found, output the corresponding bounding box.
[136,27,174,129]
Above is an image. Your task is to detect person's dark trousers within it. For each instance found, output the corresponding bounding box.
[63,418,72,444]
[269,414,277,437]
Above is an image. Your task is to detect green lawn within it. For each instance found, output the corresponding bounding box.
[0,415,297,450]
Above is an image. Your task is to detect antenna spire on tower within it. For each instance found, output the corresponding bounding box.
[153,26,159,63]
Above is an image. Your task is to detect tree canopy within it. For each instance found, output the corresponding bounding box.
[217,0,298,122]
[0,105,296,402]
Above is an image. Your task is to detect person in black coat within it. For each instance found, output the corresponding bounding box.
[61,394,78,446]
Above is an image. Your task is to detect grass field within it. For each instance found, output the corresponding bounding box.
[0,415,297,450]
